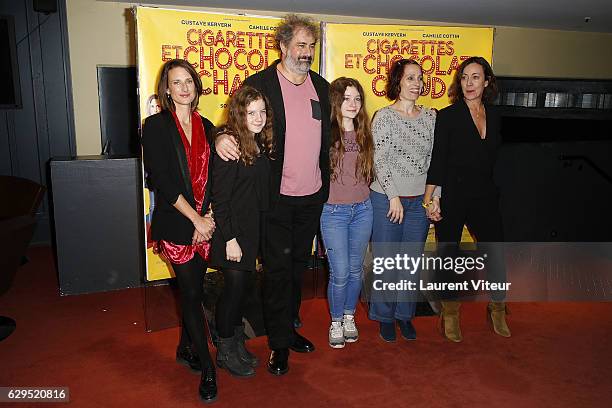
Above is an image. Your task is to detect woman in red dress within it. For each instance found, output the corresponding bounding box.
[141,59,217,403]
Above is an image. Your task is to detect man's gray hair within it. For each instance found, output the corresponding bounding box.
[274,14,319,50]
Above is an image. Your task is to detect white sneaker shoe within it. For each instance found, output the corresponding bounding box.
[329,321,345,349]
[342,314,359,343]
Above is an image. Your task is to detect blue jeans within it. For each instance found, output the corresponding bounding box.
[368,190,429,323]
[320,198,373,321]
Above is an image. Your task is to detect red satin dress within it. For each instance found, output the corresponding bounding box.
[156,111,211,264]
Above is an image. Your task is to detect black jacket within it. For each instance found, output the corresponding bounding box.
[141,110,215,245]
[426,99,502,198]
[243,60,331,205]
[209,154,270,272]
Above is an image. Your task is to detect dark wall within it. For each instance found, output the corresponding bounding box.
[497,119,612,242]
[0,0,75,245]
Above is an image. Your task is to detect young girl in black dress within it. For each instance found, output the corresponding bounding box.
[209,86,273,377]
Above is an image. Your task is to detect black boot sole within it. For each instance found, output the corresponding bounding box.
[288,345,315,353]
[216,360,256,378]
[199,393,217,404]
[267,365,289,376]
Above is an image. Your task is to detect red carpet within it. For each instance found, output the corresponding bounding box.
[1,246,611,407]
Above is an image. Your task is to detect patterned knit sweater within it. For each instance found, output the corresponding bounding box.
[370,105,437,199]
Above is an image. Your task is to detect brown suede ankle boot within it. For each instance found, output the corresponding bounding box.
[488,301,511,337]
[440,301,462,342]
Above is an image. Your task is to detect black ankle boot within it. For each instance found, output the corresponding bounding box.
[216,336,255,377]
[199,363,217,403]
[176,345,201,373]
[234,325,259,367]
[267,348,289,376]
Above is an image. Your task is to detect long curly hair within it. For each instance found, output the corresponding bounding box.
[217,86,274,166]
[329,77,374,184]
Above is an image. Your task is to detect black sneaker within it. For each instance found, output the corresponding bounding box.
[398,320,417,341]
[379,322,396,342]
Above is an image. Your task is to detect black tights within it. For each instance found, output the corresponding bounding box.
[215,268,253,338]
[172,255,212,366]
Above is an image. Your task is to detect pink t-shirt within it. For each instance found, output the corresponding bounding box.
[327,130,371,204]
[277,71,322,196]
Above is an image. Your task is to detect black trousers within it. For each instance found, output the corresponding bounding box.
[435,193,506,301]
[215,268,254,338]
[172,254,213,366]
[261,198,323,350]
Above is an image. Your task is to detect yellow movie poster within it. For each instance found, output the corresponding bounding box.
[322,23,493,115]
[135,7,320,280]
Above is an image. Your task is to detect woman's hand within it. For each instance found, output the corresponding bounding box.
[192,230,206,245]
[426,197,442,222]
[226,238,242,262]
[193,214,215,241]
[216,134,240,161]
[387,197,404,224]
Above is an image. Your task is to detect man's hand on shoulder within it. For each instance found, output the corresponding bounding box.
[215,133,240,161]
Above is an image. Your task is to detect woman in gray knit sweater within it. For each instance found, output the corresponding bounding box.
[369,59,440,342]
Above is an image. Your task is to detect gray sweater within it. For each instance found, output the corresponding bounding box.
[370,105,438,199]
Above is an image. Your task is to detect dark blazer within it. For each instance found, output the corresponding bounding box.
[209,154,270,272]
[141,110,215,245]
[426,99,502,198]
[243,60,331,205]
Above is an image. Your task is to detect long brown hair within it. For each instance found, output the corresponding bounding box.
[217,86,274,166]
[329,77,374,183]
[448,56,498,104]
[156,59,203,112]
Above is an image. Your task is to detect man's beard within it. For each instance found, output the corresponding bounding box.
[284,53,312,75]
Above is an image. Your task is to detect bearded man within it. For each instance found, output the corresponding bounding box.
[216,14,331,376]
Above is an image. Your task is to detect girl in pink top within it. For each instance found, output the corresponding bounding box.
[320,78,374,349]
